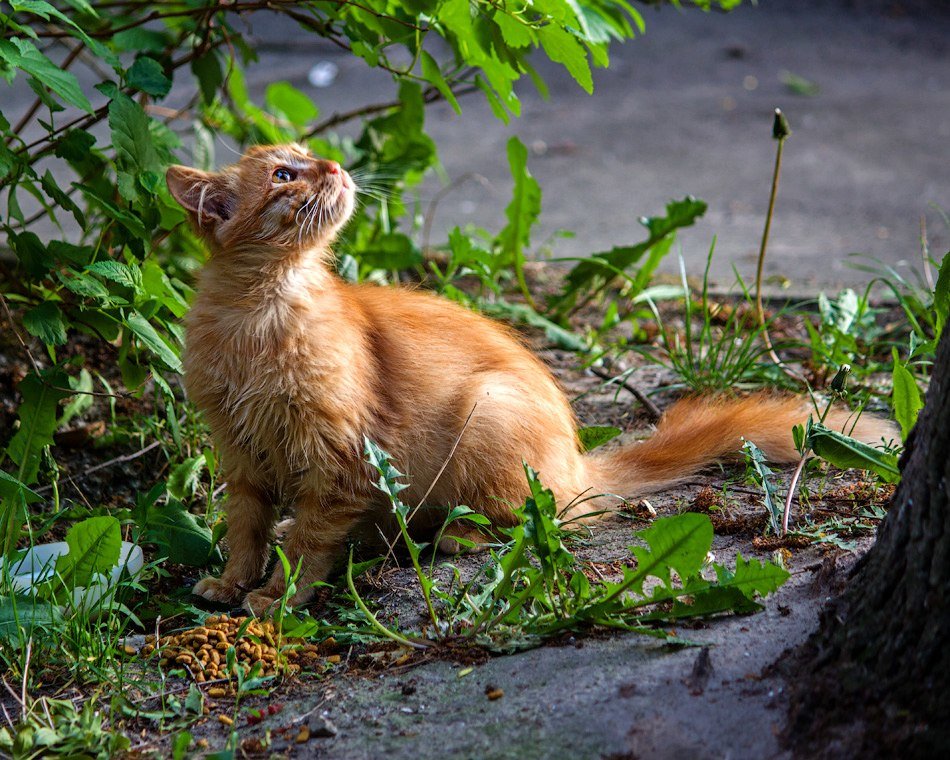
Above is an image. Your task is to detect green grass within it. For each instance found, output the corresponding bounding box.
[637,246,794,394]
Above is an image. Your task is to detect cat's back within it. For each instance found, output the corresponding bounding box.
[346,282,538,369]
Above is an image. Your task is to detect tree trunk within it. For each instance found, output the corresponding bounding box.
[786,329,950,757]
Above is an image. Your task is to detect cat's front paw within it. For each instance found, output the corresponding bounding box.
[193,576,245,604]
[243,591,279,617]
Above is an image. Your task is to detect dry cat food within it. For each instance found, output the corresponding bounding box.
[141,615,327,682]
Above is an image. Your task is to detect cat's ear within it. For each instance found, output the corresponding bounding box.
[165,166,237,228]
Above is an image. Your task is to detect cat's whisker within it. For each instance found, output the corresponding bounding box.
[296,194,320,244]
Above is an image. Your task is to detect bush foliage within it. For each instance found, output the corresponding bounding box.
[0,0,736,501]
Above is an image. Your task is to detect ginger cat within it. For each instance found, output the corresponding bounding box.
[166,144,894,615]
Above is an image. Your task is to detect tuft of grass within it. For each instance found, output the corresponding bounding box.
[641,246,792,394]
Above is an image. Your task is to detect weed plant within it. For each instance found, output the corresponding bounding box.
[638,247,793,394]
[349,440,790,653]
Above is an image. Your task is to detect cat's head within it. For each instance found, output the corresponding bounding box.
[165,144,355,252]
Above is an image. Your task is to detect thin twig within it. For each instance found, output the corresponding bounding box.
[589,366,662,423]
[34,438,163,494]
[409,404,477,520]
[6,40,86,146]
[0,292,42,377]
[303,83,477,139]
[1,293,131,399]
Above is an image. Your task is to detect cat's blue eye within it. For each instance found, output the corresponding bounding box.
[273,168,295,183]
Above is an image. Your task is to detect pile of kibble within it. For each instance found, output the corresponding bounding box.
[141,615,334,682]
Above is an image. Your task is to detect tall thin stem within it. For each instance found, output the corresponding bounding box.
[754,108,808,386]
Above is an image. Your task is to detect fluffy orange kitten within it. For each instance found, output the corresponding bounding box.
[166,144,894,614]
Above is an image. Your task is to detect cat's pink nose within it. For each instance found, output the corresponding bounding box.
[326,161,340,174]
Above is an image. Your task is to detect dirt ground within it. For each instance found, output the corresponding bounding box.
[90,342,887,759]
[0,272,898,758]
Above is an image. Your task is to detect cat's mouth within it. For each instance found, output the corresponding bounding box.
[292,174,355,244]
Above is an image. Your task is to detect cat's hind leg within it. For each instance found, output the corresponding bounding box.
[244,493,368,615]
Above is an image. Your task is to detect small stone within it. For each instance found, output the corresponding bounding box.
[485,686,504,701]
[308,716,338,738]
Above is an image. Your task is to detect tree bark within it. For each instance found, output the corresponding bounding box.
[786,329,950,757]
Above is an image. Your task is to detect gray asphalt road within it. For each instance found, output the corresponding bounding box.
[238,1,950,291]
[3,2,948,292]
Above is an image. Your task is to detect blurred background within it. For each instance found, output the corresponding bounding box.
[3,1,948,291]
[231,0,950,291]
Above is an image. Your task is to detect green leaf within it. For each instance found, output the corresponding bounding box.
[497,136,542,306]
[54,515,122,589]
[86,260,141,290]
[780,70,820,97]
[108,94,159,201]
[663,585,761,618]
[77,184,147,238]
[494,12,534,48]
[578,426,622,452]
[126,56,171,98]
[891,349,922,441]
[498,136,541,264]
[631,513,713,590]
[0,595,61,639]
[357,233,423,270]
[538,25,592,94]
[808,421,900,483]
[11,1,117,69]
[138,498,215,566]
[554,197,707,316]
[114,27,169,54]
[142,259,189,318]
[7,230,53,278]
[39,169,85,227]
[26,76,65,114]
[0,469,42,559]
[934,251,950,339]
[420,51,461,114]
[22,301,67,346]
[265,82,318,126]
[0,37,92,113]
[58,269,110,300]
[167,456,206,502]
[477,299,589,352]
[125,311,182,371]
[191,51,223,105]
[5,369,70,485]
[714,553,790,597]
[53,128,96,164]
[742,439,782,535]
[59,369,93,429]
[58,0,98,16]
[0,470,41,505]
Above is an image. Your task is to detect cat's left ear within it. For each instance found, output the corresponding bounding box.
[165,165,237,229]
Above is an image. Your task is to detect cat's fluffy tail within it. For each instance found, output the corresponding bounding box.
[579,394,898,507]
